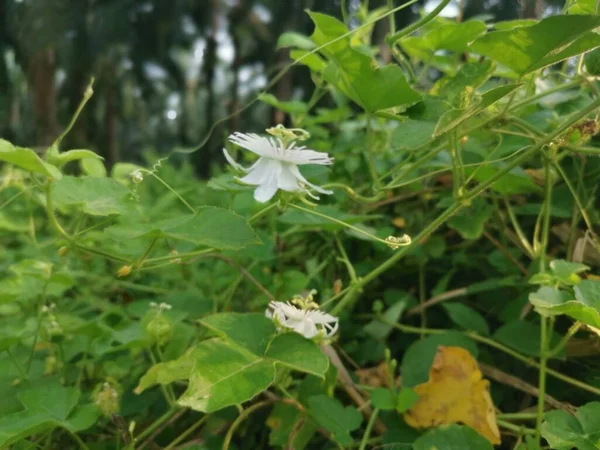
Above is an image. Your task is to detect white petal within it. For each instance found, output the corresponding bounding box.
[253,161,282,203]
[228,132,281,158]
[277,164,302,192]
[288,164,333,196]
[238,158,270,185]
[223,148,248,172]
[292,318,318,338]
[284,147,334,166]
[308,310,338,325]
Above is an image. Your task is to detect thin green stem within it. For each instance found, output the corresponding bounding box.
[539,154,553,272]
[146,172,195,214]
[67,430,91,450]
[358,408,379,450]
[341,0,349,24]
[164,415,208,450]
[335,234,358,282]
[548,322,582,359]
[145,247,214,264]
[387,0,396,35]
[503,196,535,258]
[322,183,385,203]
[53,78,94,148]
[510,79,580,111]
[7,349,28,381]
[288,203,400,248]
[536,317,548,444]
[135,239,157,269]
[148,350,175,406]
[554,160,598,240]
[136,406,181,443]
[497,420,535,436]
[387,0,451,44]
[365,115,382,189]
[223,401,273,450]
[248,202,278,223]
[497,412,537,420]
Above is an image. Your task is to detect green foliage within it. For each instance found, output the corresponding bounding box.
[1,1,600,449]
[541,402,600,450]
[412,424,494,450]
[470,15,600,75]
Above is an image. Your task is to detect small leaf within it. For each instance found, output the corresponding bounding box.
[265,333,329,377]
[80,158,107,177]
[396,387,419,413]
[105,207,259,250]
[307,395,362,447]
[404,346,500,445]
[258,93,308,114]
[447,199,493,240]
[550,259,590,285]
[267,402,317,449]
[46,149,103,168]
[442,303,490,336]
[575,279,600,309]
[371,388,396,410]
[52,176,134,216]
[470,15,600,75]
[541,402,600,450]
[493,320,564,359]
[413,424,494,450]
[308,11,421,112]
[391,121,436,151]
[177,339,276,413]
[401,19,487,56]
[364,296,411,340]
[135,350,196,394]
[0,384,98,448]
[200,313,275,355]
[0,140,61,179]
[277,31,316,50]
[529,286,600,328]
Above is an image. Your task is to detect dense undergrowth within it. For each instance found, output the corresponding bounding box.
[2,0,600,449]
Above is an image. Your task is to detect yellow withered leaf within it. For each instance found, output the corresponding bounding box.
[404,346,501,445]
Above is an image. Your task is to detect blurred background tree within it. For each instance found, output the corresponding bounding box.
[0,0,568,174]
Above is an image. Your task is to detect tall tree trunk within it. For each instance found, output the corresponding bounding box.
[229,22,242,132]
[26,49,58,146]
[65,1,91,149]
[521,0,542,18]
[197,0,219,178]
[104,62,119,168]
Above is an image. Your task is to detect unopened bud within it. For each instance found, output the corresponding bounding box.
[333,279,343,295]
[569,273,582,284]
[170,250,182,264]
[58,246,69,257]
[117,265,132,278]
[44,355,62,376]
[145,314,173,346]
[94,380,121,416]
[131,170,144,184]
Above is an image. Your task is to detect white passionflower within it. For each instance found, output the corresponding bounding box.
[266,301,339,340]
[223,132,334,203]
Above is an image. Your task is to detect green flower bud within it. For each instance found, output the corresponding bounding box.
[94,380,121,416]
[145,314,173,346]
